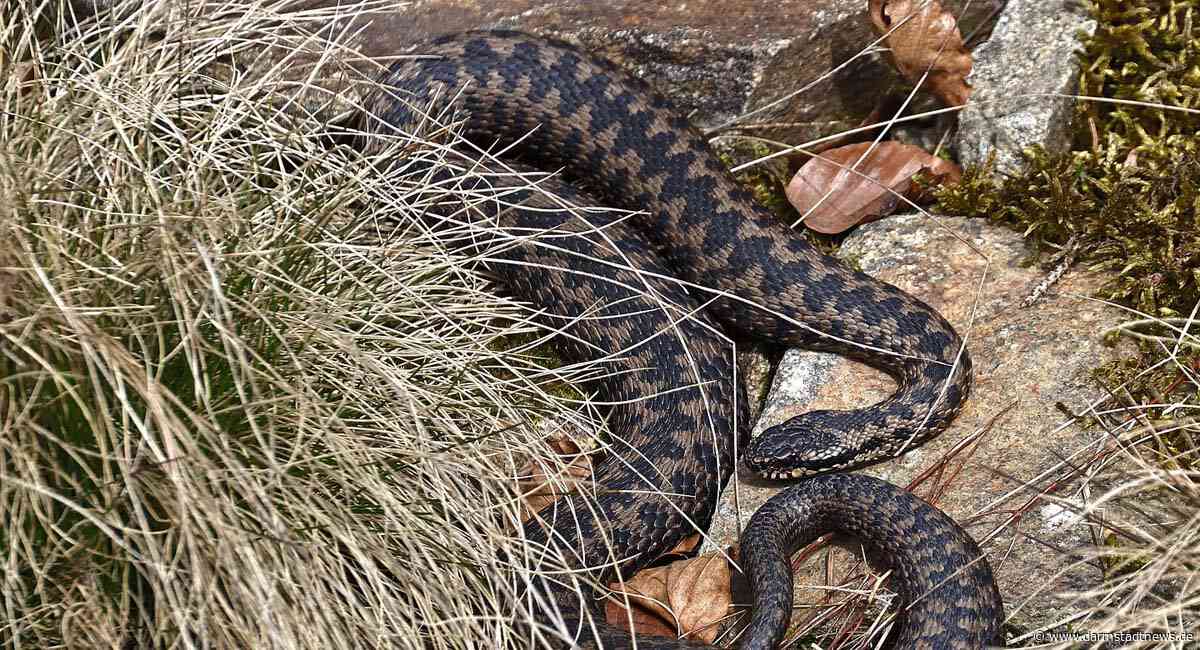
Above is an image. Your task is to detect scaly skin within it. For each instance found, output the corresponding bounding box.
[358,30,1000,649]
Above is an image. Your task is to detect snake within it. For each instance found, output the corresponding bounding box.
[357,30,1004,649]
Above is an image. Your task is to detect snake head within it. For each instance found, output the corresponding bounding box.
[744,412,873,480]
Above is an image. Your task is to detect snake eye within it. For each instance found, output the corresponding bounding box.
[744,438,805,477]
[745,417,862,479]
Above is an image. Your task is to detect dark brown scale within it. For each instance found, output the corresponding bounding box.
[737,474,1003,649]
[358,30,1002,649]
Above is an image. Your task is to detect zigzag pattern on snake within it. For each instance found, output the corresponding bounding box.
[357,30,1003,649]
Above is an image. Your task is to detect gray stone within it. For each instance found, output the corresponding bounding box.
[381,0,993,144]
[955,0,1097,174]
[706,214,1135,636]
[60,0,995,146]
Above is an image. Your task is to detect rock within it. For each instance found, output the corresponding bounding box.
[955,0,1097,174]
[705,214,1133,636]
[345,0,994,141]
[737,345,776,425]
[57,0,992,144]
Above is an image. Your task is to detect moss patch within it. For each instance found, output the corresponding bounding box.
[1078,0,1199,168]
[936,148,1199,317]
[938,0,1199,316]
[935,0,1200,467]
[1091,350,1200,467]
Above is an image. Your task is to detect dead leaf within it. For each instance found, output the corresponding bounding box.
[10,61,38,97]
[605,552,734,643]
[785,141,962,235]
[665,534,702,557]
[516,435,594,523]
[869,0,973,106]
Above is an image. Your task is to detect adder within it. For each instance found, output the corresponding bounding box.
[357,30,1004,649]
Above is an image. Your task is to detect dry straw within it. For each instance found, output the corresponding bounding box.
[0,2,626,647]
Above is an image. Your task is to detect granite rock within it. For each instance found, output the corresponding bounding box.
[955,0,1097,174]
[706,214,1134,636]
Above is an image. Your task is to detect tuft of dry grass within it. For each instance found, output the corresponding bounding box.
[1035,304,1200,647]
[1,2,618,648]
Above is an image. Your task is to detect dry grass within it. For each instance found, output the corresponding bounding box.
[0,2,617,648]
[1024,306,1200,648]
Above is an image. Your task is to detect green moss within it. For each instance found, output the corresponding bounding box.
[488,331,584,402]
[936,147,1200,317]
[1098,530,1156,579]
[717,140,792,216]
[934,0,1200,471]
[936,0,1200,318]
[1090,352,1200,469]
[1077,0,1200,169]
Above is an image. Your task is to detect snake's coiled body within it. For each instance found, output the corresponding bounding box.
[360,30,1001,649]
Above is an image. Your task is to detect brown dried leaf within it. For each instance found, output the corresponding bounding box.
[665,534,702,557]
[785,141,962,235]
[10,61,38,97]
[869,0,973,106]
[604,572,679,639]
[605,552,734,643]
[517,435,594,523]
